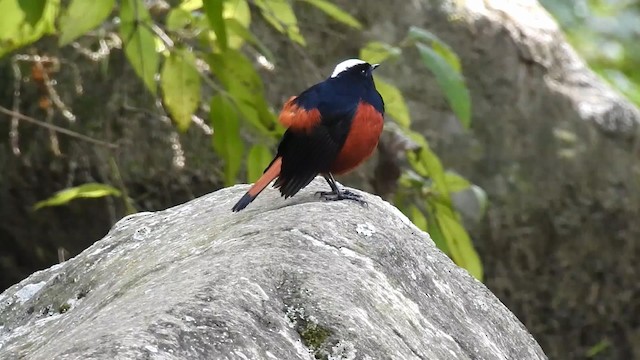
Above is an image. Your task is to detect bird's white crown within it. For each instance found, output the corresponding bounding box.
[330,59,367,78]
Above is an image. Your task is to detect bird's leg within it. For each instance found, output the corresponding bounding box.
[315,173,367,206]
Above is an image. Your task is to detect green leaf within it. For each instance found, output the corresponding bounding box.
[300,0,361,29]
[166,8,192,31]
[254,0,305,45]
[359,41,401,64]
[408,26,435,42]
[0,0,58,59]
[253,95,280,134]
[403,130,429,177]
[0,0,24,39]
[223,0,251,48]
[405,130,450,199]
[207,50,276,134]
[433,200,483,280]
[416,42,471,127]
[34,183,121,210]
[188,0,250,49]
[223,0,250,27]
[375,78,410,128]
[409,205,427,231]
[119,0,159,94]
[470,184,488,217]
[58,0,115,46]
[444,172,471,192]
[407,27,449,54]
[247,144,273,182]
[210,94,244,186]
[203,0,227,50]
[161,50,201,131]
[420,146,448,198]
[586,339,610,358]
[432,41,461,73]
[407,28,468,123]
[20,0,46,25]
[180,0,202,11]
[427,216,449,255]
[225,18,275,61]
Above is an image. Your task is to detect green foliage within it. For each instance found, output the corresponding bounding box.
[210,94,244,186]
[34,183,122,210]
[208,49,277,135]
[220,0,252,49]
[161,50,201,131]
[359,27,483,280]
[0,0,58,58]
[224,18,275,62]
[58,0,114,46]
[360,41,402,64]
[444,172,471,192]
[203,0,227,50]
[541,0,640,106]
[247,145,273,182]
[408,27,461,72]
[409,205,428,230]
[253,0,305,45]
[361,27,471,128]
[408,27,471,127]
[301,0,362,29]
[402,130,483,280]
[119,0,159,94]
[470,184,488,216]
[585,338,610,357]
[374,79,410,128]
[433,199,483,279]
[415,43,471,128]
[166,8,191,31]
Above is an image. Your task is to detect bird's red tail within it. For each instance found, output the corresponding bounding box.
[232,157,282,212]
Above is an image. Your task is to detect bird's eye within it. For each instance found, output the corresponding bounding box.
[361,69,367,75]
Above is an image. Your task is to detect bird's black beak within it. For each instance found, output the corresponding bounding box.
[372,64,380,71]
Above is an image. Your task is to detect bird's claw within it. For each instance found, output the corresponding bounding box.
[315,189,367,207]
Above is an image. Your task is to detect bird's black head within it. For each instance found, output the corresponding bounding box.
[324,59,384,114]
[330,59,379,81]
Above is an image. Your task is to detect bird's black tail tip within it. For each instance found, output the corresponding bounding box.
[232,192,255,212]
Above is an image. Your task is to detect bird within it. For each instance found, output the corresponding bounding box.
[232,58,385,212]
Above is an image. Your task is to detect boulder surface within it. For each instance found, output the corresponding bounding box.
[0,179,546,359]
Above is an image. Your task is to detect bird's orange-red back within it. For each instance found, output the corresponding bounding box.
[278,96,322,132]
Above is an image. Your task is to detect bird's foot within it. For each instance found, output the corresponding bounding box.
[315,189,367,207]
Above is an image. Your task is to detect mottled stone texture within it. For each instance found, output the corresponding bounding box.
[0,179,546,359]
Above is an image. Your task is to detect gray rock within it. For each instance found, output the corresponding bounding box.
[0,179,546,359]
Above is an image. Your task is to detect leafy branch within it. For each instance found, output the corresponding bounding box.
[359,27,484,280]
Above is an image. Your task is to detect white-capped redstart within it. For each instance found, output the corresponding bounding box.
[232,59,384,212]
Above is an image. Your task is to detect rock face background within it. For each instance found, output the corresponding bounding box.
[1,0,639,358]
[0,179,547,360]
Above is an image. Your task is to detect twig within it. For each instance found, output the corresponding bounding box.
[14,54,77,122]
[0,105,118,149]
[44,104,61,156]
[10,59,22,155]
[109,157,137,215]
[147,22,174,49]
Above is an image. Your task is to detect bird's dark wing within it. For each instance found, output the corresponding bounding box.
[272,83,357,198]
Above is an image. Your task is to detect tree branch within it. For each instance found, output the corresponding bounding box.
[0,106,118,149]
